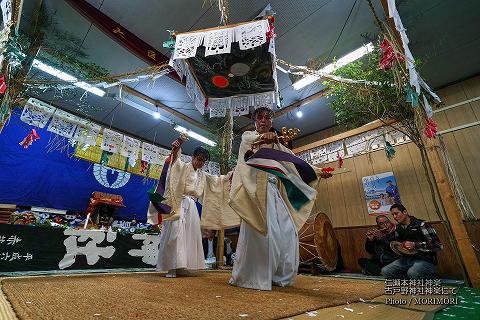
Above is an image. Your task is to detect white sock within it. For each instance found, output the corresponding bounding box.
[166,269,177,278]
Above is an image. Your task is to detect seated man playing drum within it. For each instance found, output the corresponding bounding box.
[381,204,442,279]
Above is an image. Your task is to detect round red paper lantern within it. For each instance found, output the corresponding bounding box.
[212,75,229,88]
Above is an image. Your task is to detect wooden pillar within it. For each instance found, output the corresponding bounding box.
[216,229,225,268]
[425,140,480,287]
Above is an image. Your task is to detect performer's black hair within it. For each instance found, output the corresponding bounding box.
[193,146,210,161]
[252,107,274,120]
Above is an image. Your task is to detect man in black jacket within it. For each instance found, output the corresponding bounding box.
[358,215,398,275]
[203,230,217,261]
[202,230,234,266]
[381,204,443,279]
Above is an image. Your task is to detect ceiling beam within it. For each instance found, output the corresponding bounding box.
[122,85,209,132]
[64,0,181,83]
[380,0,402,44]
[63,0,213,133]
[239,88,331,132]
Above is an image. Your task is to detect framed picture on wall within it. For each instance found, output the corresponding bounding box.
[362,172,402,215]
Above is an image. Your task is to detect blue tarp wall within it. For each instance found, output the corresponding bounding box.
[0,112,154,221]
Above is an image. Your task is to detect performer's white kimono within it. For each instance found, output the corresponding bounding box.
[229,131,320,290]
[148,152,239,272]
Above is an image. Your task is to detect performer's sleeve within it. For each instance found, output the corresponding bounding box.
[146,203,162,225]
[238,131,260,162]
[162,151,188,214]
[201,172,240,229]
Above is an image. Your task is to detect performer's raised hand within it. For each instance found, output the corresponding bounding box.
[171,138,183,159]
[172,139,181,150]
[260,132,277,144]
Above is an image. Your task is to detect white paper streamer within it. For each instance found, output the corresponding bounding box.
[101,129,123,153]
[20,98,56,128]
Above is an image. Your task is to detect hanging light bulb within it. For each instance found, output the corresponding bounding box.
[296,110,303,118]
[153,107,161,119]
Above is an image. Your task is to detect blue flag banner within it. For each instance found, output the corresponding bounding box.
[0,113,155,221]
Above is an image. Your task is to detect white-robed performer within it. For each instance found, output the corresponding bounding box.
[157,141,208,277]
[147,138,239,278]
[228,107,330,290]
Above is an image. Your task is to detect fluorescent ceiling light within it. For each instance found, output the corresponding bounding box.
[296,110,303,118]
[293,42,374,90]
[174,125,217,147]
[116,96,217,147]
[115,96,171,122]
[293,75,320,91]
[32,59,106,97]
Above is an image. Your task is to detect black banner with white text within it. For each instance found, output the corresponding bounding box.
[0,224,159,272]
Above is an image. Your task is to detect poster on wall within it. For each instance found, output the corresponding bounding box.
[362,172,401,215]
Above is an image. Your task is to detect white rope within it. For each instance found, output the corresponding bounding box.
[438,136,477,220]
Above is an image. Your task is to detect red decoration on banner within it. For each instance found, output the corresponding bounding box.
[337,150,344,168]
[53,216,64,224]
[20,213,36,225]
[212,75,229,88]
[321,167,335,173]
[379,37,404,71]
[266,16,276,42]
[0,75,6,94]
[19,129,40,149]
[141,160,148,173]
[424,118,438,139]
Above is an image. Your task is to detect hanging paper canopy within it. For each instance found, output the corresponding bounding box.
[169,17,278,118]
